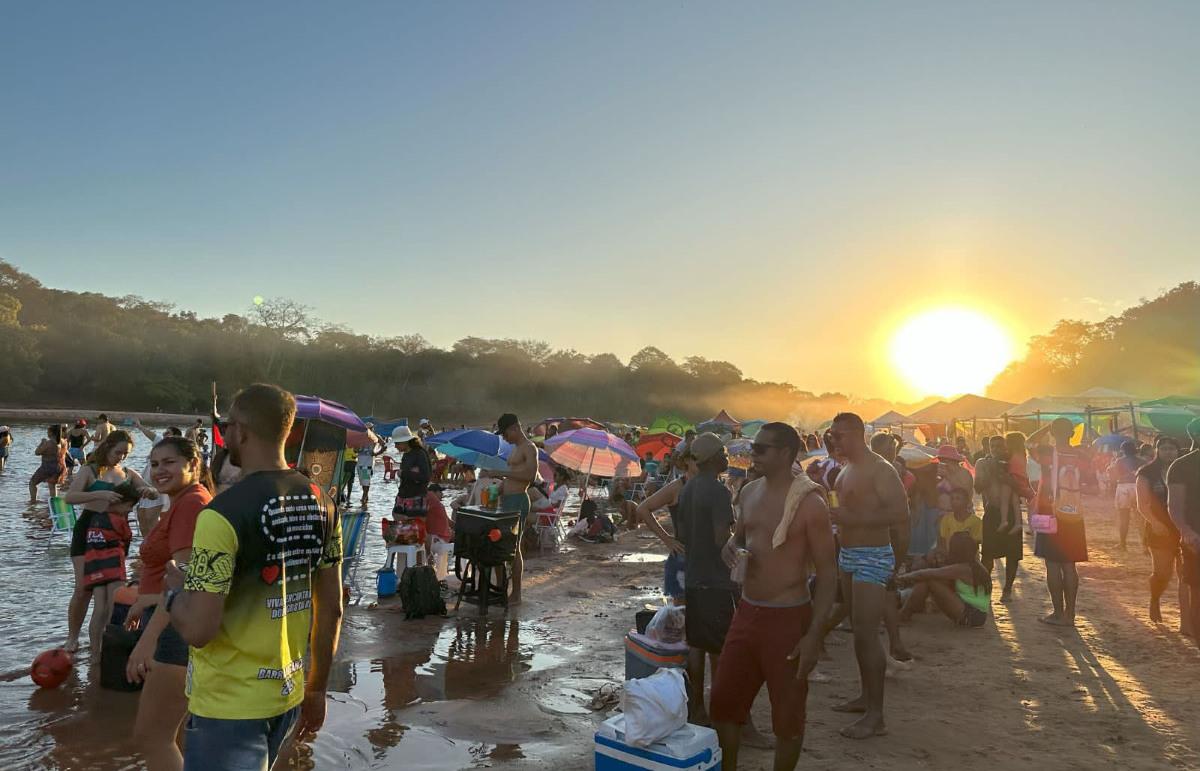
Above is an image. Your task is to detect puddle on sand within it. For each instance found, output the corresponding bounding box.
[537,676,616,715]
[413,618,569,702]
[613,552,667,563]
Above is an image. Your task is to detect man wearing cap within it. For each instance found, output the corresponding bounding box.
[496,414,537,605]
[675,432,738,724]
[1168,418,1200,648]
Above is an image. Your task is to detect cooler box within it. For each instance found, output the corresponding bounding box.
[625,631,688,681]
[595,714,721,770]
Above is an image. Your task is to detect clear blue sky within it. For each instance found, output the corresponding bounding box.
[3,2,1197,399]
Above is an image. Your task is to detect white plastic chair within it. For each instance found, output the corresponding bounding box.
[533,498,568,555]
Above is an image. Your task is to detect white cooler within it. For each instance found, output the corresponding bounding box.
[594,714,721,770]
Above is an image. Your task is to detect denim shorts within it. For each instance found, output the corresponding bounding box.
[183,706,300,771]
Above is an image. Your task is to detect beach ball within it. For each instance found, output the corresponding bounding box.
[31,649,73,689]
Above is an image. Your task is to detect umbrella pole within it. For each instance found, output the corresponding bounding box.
[582,448,596,500]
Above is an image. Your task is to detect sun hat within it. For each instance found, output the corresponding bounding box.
[0,426,9,433]
[690,432,725,464]
[391,425,418,444]
[936,444,965,463]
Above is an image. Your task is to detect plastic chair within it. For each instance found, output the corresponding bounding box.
[380,455,400,482]
[341,509,371,604]
[386,543,426,572]
[48,497,78,548]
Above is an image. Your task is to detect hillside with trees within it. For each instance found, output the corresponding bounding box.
[0,261,916,426]
[987,282,1200,402]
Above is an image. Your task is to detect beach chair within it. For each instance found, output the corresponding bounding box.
[533,498,568,555]
[341,509,371,604]
[48,497,77,549]
[380,455,400,482]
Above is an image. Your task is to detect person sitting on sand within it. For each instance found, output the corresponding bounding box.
[570,499,616,543]
[897,532,991,627]
[938,488,983,553]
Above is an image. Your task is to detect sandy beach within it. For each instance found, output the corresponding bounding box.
[295,489,1200,771]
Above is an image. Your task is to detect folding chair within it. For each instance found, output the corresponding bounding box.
[48,496,78,549]
[340,509,371,604]
[533,498,568,555]
[380,455,400,482]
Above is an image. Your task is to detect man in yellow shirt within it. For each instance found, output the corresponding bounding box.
[938,488,983,552]
[165,384,343,771]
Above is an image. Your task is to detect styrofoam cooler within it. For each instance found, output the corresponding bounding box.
[595,714,721,770]
[625,631,689,680]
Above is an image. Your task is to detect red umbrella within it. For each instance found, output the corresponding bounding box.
[635,431,682,460]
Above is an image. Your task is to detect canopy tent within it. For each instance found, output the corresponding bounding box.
[909,394,1015,424]
[739,419,768,438]
[1140,395,1200,409]
[869,410,910,427]
[648,414,695,436]
[705,410,741,428]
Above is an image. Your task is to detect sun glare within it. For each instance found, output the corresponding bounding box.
[889,307,1015,398]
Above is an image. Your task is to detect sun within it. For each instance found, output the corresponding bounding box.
[889,307,1015,398]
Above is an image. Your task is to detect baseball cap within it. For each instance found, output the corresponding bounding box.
[690,432,725,464]
[495,413,519,435]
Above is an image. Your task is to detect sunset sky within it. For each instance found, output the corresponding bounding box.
[3,2,1197,401]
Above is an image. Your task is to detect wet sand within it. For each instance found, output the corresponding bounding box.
[4,424,1199,770]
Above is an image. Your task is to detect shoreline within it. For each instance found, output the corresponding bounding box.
[0,408,204,426]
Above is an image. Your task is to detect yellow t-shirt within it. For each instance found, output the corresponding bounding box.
[939,513,983,546]
[184,470,341,720]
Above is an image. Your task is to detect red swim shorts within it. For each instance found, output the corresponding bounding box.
[709,599,813,741]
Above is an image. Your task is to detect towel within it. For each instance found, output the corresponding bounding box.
[772,474,824,549]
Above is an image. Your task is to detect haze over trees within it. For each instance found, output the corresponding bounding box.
[1,261,1196,424]
[987,282,1200,402]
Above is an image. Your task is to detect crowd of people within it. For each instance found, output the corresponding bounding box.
[626,412,1200,771]
[8,390,1200,771]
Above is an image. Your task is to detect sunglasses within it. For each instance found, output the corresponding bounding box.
[750,442,781,454]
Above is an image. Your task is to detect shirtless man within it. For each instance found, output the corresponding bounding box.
[497,413,537,605]
[827,412,909,739]
[869,432,912,662]
[1167,418,1200,649]
[713,423,837,770]
[92,414,114,444]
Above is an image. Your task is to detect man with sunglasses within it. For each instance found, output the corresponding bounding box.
[710,423,837,770]
[826,412,909,740]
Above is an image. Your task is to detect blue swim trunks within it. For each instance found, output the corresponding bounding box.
[838,544,895,587]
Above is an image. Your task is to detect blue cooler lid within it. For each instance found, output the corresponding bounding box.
[596,714,719,765]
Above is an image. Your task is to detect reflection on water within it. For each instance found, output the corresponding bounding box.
[615,552,667,563]
[0,422,591,770]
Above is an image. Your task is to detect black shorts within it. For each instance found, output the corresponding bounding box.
[143,605,190,667]
[684,586,738,654]
[1182,547,1200,588]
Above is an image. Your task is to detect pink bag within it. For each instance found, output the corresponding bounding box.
[1030,513,1057,535]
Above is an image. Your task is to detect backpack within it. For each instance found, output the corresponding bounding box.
[398,565,445,619]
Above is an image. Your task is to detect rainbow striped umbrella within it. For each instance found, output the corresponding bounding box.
[545,428,641,480]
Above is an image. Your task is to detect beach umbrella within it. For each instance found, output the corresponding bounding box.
[345,426,381,450]
[1092,433,1127,451]
[635,432,682,460]
[545,428,641,491]
[649,414,695,436]
[295,395,367,432]
[434,429,504,457]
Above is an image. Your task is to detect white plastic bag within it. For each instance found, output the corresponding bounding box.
[645,604,686,644]
[622,667,688,747]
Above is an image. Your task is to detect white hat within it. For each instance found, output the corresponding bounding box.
[392,425,418,444]
[0,426,9,433]
[420,418,431,425]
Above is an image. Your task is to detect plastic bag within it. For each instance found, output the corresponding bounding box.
[621,667,688,748]
[645,604,686,645]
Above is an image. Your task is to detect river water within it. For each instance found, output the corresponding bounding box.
[0,423,588,770]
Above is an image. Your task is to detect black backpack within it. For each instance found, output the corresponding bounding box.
[398,565,445,619]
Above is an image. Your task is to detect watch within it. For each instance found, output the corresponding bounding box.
[164,587,182,613]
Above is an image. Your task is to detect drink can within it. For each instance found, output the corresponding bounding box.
[828,491,839,509]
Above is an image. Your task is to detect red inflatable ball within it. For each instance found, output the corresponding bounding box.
[487,528,501,543]
[31,648,73,690]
